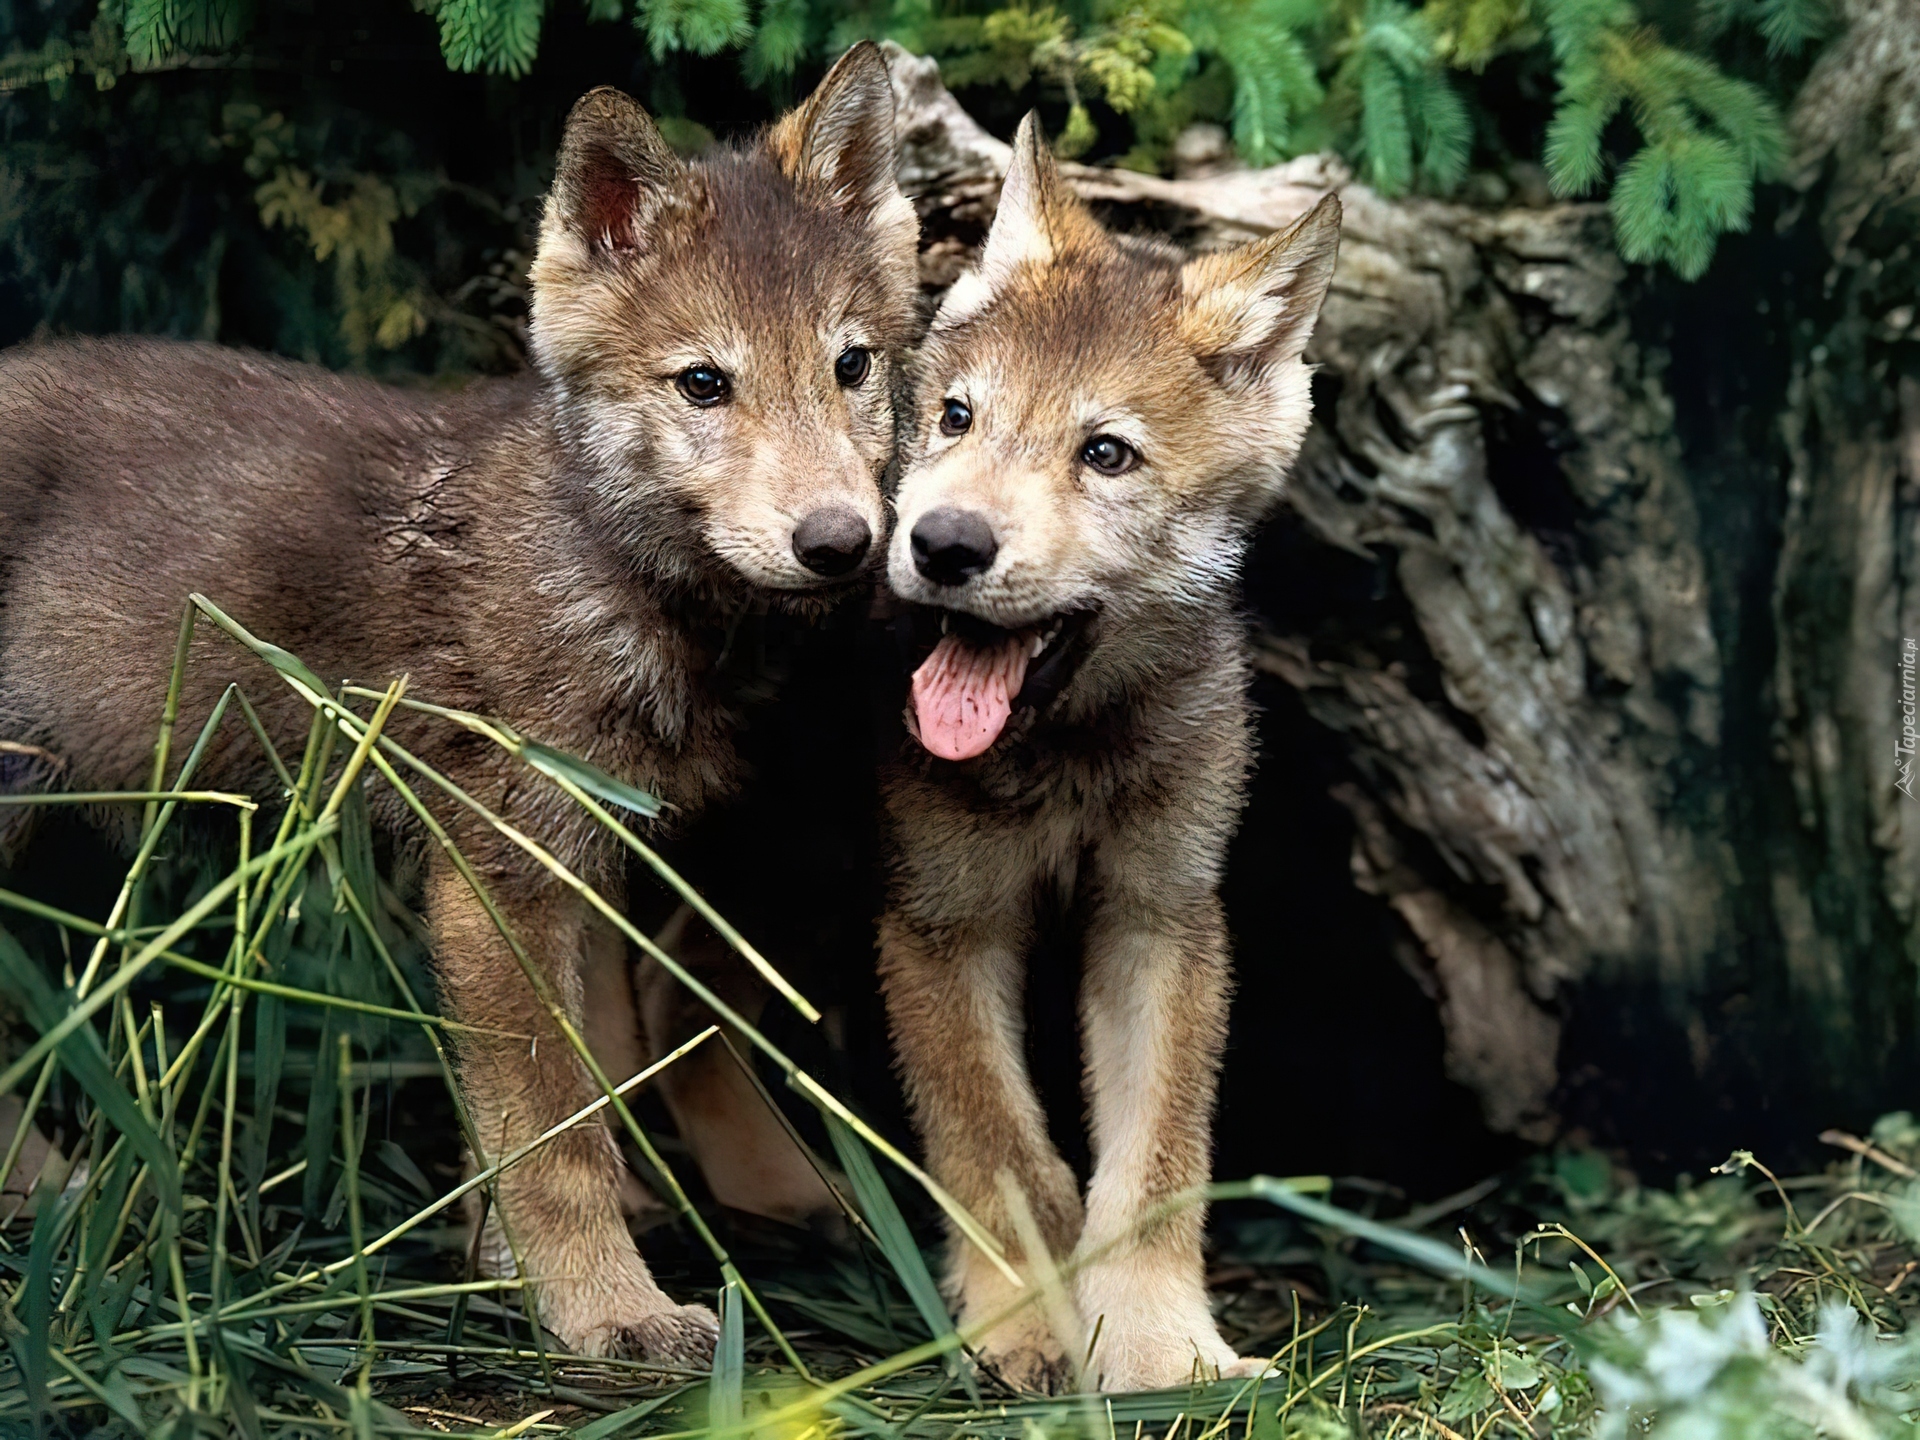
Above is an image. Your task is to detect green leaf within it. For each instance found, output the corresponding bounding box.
[1758,0,1826,54]
[1218,16,1320,164]
[1358,48,1412,194]
[1438,1368,1495,1421]
[709,1280,744,1429]
[826,1112,976,1393]
[745,0,810,81]
[1057,102,1098,158]
[433,0,548,73]
[638,0,752,59]
[1484,1343,1544,1391]
[1890,1182,1920,1244]
[519,742,662,819]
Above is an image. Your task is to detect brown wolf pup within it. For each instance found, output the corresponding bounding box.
[878,117,1340,1392]
[0,44,916,1362]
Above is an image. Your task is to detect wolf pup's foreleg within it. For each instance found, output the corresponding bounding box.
[878,905,1085,1393]
[426,852,718,1361]
[1072,837,1251,1392]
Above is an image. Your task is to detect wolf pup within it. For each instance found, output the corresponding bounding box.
[0,44,917,1362]
[879,118,1340,1392]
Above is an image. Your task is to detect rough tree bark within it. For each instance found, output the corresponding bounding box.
[883,36,1918,1150]
[1767,0,1920,1086]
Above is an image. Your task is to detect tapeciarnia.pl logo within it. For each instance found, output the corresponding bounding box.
[1899,637,1917,800]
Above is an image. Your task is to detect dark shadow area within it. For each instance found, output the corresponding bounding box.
[1217,671,1520,1193]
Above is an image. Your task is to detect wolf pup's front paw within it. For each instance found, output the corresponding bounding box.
[1079,1300,1246,1392]
[535,1260,719,1365]
[972,1309,1077,1394]
[594,1302,721,1365]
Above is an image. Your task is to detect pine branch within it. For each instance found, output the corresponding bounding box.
[744,0,810,80]
[1537,0,1791,276]
[1346,0,1466,196]
[1757,0,1826,55]
[431,0,547,75]
[639,0,752,58]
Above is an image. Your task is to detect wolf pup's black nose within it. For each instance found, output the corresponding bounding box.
[794,506,873,576]
[911,508,998,586]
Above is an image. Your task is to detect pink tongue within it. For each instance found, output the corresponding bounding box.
[910,631,1031,761]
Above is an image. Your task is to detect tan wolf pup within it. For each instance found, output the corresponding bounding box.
[879,117,1340,1393]
[0,44,917,1363]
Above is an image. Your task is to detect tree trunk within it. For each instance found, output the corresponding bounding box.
[884,27,1920,1157]
[1766,0,1920,1093]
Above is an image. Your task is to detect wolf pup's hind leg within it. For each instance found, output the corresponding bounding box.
[633,908,840,1229]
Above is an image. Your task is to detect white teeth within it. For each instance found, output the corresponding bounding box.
[941,614,951,635]
[1030,635,1045,657]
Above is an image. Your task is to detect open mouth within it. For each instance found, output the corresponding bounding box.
[904,608,1094,761]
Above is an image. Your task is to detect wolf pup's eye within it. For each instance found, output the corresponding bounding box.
[677,366,731,407]
[835,348,871,387]
[1081,434,1138,475]
[939,399,972,436]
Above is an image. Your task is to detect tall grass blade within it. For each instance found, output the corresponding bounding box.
[1227,1176,1560,1314]
[711,1280,744,1430]
[189,595,332,698]
[247,991,286,1217]
[827,1113,976,1396]
[16,1177,68,1422]
[520,741,663,819]
[304,1007,341,1219]
[573,1390,683,1440]
[0,920,182,1214]
[0,820,338,1097]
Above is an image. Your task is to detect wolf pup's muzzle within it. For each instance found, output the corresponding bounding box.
[894,505,1097,760]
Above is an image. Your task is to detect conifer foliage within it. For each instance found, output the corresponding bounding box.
[1537,0,1791,276]
[70,0,1813,273]
[0,0,1825,371]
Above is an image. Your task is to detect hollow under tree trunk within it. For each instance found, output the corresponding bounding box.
[882,32,1920,1154]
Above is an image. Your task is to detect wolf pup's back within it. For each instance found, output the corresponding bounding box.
[0,335,536,852]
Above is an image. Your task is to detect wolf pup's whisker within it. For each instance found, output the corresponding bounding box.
[0,41,919,1366]
[878,113,1340,1394]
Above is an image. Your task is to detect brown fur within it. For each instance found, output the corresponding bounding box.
[0,44,916,1362]
[632,909,840,1226]
[879,117,1340,1392]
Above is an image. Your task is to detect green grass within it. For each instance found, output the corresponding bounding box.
[1,598,1918,1436]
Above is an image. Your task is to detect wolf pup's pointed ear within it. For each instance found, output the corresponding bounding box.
[935,112,1104,330]
[772,42,917,268]
[1179,192,1342,385]
[547,86,691,255]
